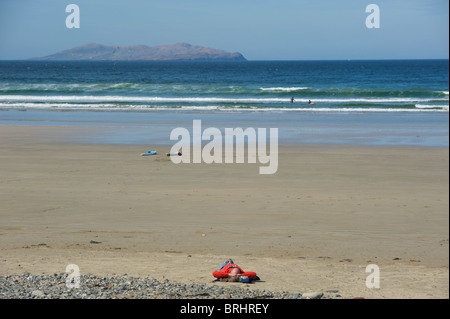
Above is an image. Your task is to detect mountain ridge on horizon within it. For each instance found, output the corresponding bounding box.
[31,43,247,61]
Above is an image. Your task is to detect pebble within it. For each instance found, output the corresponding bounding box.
[31,290,44,297]
[326,290,339,293]
[0,273,349,299]
[301,292,324,299]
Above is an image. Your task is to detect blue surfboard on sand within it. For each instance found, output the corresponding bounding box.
[141,150,157,156]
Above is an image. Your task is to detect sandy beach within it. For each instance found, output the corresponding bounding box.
[0,125,448,299]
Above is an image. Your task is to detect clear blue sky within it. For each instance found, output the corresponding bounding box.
[0,0,448,60]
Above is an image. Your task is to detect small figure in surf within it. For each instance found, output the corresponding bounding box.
[166,151,182,156]
[308,99,314,105]
[290,97,295,103]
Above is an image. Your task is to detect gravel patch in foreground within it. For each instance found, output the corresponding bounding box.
[0,273,345,299]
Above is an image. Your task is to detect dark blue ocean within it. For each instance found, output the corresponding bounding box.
[0,60,448,146]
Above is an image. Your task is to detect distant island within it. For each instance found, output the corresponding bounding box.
[31,43,247,61]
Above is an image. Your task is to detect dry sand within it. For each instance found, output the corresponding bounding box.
[0,125,448,298]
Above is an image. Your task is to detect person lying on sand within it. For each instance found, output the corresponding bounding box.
[212,259,259,283]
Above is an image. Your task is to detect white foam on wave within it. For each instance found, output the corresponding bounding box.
[244,107,448,113]
[260,87,310,91]
[1,102,448,113]
[1,94,448,104]
[0,95,284,103]
[0,102,123,109]
[415,104,449,110]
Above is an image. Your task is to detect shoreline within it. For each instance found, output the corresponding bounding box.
[1,109,448,148]
[0,124,448,298]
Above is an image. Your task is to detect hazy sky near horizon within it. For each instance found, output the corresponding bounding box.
[0,0,448,60]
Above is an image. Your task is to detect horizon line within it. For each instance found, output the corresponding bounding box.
[1,58,449,62]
